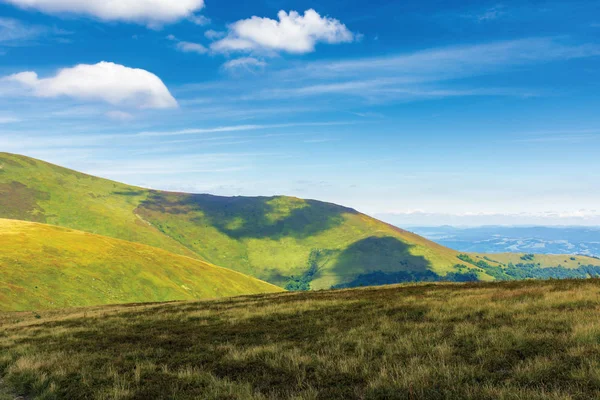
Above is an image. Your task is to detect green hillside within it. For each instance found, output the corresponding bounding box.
[0,219,282,311]
[3,279,600,399]
[0,153,197,258]
[2,152,599,290]
[134,191,477,288]
[0,152,484,289]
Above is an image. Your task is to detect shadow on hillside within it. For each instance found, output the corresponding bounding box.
[331,237,478,289]
[112,189,146,197]
[139,192,357,240]
[0,182,48,222]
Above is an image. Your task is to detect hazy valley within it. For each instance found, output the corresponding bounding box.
[411,226,600,258]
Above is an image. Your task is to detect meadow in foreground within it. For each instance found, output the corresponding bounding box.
[2,279,600,399]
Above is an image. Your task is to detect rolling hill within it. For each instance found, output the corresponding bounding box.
[0,153,198,258]
[0,152,484,289]
[0,219,282,311]
[2,152,600,290]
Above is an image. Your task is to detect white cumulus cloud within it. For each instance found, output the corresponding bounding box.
[4,61,177,109]
[1,0,205,25]
[212,9,355,55]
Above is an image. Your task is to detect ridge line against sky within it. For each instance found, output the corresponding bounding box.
[0,0,599,226]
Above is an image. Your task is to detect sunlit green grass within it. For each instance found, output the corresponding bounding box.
[0,153,478,288]
[2,152,598,291]
[137,192,472,288]
[0,153,197,258]
[3,279,600,399]
[0,219,283,311]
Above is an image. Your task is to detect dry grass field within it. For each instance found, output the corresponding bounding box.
[3,279,600,399]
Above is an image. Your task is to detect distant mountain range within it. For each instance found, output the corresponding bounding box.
[409,226,600,257]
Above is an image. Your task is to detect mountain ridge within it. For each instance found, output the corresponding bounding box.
[3,152,600,290]
[0,152,482,288]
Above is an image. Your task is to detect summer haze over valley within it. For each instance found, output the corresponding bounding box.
[1,1,600,399]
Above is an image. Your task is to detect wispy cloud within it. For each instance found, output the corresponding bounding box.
[0,18,43,45]
[0,17,69,47]
[106,110,135,121]
[475,5,507,22]
[0,115,21,123]
[205,29,225,40]
[350,111,384,118]
[509,129,600,144]
[167,34,208,55]
[0,121,352,153]
[89,165,249,176]
[292,38,600,80]
[81,152,274,177]
[176,104,320,118]
[222,57,267,73]
[188,14,210,26]
[258,80,535,101]
[135,121,354,138]
[176,41,208,54]
[303,138,338,144]
[178,37,598,105]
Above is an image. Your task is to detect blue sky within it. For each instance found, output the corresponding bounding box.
[1,0,599,226]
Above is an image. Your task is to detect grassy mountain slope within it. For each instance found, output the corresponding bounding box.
[0,153,197,258]
[0,152,483,289]
[135,191,473,288]
[0,219,282,311]
[3,152,598,290]
[3,279,600,399]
